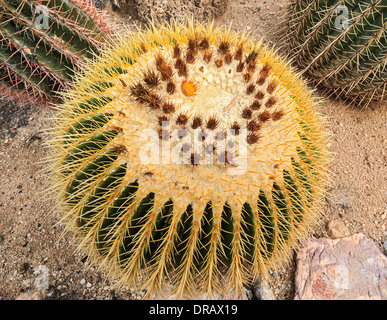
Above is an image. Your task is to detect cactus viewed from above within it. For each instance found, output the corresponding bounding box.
[49,22,330,299]
[0,0,109,104]
[287,0,387,106]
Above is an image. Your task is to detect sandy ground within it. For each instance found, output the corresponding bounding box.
[0,0,386,300]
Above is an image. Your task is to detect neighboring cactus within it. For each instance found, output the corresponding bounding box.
[0,0,109,104]
[287,0,387,106]
[49,21,329,299]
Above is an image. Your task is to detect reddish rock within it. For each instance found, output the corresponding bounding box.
[294,233,387,300]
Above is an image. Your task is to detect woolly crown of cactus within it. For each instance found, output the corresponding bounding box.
[49,21,329,299]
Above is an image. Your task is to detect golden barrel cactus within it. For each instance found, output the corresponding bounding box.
[49,22,329,299]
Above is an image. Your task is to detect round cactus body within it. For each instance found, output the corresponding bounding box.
[49,22,329,299]
[287,0,387,106]
[0,0,109,104]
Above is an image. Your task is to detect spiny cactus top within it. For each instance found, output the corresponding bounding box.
[49,22,329,299]
[287,0,387,106]
[0,0,109,104]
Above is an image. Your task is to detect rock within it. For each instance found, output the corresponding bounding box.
[20,262,30,273]
[383,240,387,256]
[33,265,50,290]
[22,278,33,288]
[253,276,276,300]
[326,219,351,239]
[294,233,387,300]
[326,188,356,209]
[244,287,254,300]
[15,289,47,300]
[132,0,228,23]
[93,0,105,9]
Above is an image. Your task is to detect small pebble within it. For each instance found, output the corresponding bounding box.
[19,262,30,273]
[383,241,387,255]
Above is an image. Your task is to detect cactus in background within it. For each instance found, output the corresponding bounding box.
[49,21,329,299]
[287,0,387,106]
[0,0,110,104]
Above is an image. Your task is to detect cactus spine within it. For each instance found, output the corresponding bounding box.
[0,0,109,103]
[49,22,330,299]
[287,0,387,106]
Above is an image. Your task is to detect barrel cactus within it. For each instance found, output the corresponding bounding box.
[0,0,109,104]
[49,22,329,299]
[287,0,387,106]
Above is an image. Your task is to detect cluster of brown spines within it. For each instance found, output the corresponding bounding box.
[242,58,286,143]
[128,37,214,157]
[182,114,237,166]
[128,37,287,166]
[213,41,286,144]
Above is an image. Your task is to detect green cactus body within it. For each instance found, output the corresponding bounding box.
[287,0,387,106]
[49,22,330,299]
[0,0,109,103]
